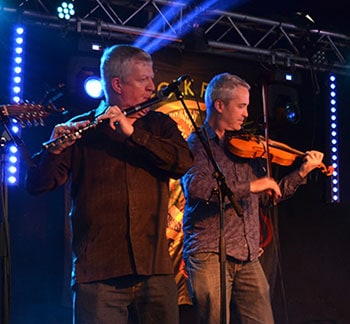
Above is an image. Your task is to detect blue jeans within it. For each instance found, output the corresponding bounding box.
[186,253,274,324]
[73,275,179,324]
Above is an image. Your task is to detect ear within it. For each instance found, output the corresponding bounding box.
[214,99,224,113]
[111,77,123,94]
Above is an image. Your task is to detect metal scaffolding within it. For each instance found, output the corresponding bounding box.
[3,0,350,75]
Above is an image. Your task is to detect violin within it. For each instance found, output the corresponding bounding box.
[225,133,334,176]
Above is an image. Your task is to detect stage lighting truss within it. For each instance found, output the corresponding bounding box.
[2,0,350,76]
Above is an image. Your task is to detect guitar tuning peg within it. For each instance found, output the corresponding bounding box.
[32,119,40,127]
[5,102,62,128]
[25,119,33,127]
[19,120,27,128]
[39,117,45,127]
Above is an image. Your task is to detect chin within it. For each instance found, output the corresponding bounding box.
[231,126,241,132]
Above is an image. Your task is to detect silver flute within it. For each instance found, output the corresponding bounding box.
[42,120,101,150]
[41,96,162,150]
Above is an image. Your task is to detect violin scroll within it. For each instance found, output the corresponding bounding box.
[318,163,334,176]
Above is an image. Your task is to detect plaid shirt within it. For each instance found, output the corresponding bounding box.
[26,109,193,284]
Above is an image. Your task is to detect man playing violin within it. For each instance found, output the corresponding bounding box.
[26,45,194,324]
[180,72,324,323]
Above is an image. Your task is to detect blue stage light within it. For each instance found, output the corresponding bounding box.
[327,74,340,203]
[7,24,25,185]
[84,76,103,99]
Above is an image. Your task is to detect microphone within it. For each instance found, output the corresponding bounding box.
[157,74,188,98]
[122,74,189,116]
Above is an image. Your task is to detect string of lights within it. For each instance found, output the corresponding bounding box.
[328,74,340,203]
[5,25,26,186]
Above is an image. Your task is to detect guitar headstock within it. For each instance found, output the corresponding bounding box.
[0,103,67,127]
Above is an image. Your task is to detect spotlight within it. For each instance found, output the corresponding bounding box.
[84,76,103,99]
[67,56,102,108]
[57,1,75,20]
[267,71,301,131]
[274,95,301,125]
[311,49,328,65]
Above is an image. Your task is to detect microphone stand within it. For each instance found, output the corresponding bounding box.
[0,108,35,324]
[172,84,243,324]
[0,135,11,324]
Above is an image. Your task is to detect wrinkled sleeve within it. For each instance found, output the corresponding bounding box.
[181,134,252,205]
[127,114,194,179]
[260,168,307,207]
[181,135,216,203]
[25,111,95,195]
[278,168,307,199]
[26,149,72,195]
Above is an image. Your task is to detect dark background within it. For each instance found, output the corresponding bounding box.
[1,5,350,324]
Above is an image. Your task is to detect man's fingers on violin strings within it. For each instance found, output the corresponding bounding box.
[304,150,324,164]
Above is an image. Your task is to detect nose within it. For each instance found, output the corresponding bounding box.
[147,78,155,93]
[242,106,249,118]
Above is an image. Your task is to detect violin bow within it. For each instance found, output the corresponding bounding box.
[262,83,278,206]
[262,83,273,178]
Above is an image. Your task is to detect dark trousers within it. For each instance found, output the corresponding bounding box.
[73,275,179,324]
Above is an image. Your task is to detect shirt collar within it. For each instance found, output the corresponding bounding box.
[202,121,218,140]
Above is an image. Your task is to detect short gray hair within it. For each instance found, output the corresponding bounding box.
[100,45,153,96]
[204,73,250,114]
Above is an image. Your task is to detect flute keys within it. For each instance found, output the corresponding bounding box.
[42,120,100,150]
